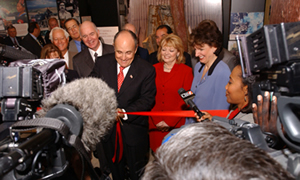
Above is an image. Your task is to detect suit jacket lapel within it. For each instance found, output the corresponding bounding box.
[82,48,94,69]
[68,51,77,70]
[107,60,118,93]
[102,43,111,55]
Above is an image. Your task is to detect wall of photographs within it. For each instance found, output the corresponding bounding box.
[0,0,80,37]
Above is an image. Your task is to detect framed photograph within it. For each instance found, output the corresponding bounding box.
[57,0,80,28]
[26,0,58,31]
[0,0,28,35]
[229,12,264,40]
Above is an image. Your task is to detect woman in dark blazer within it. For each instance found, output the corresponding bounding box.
[149,34,193,152]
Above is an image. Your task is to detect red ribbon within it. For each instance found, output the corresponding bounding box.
[120,110,229,118]
[112,120,123,163]
[112,110,229,163]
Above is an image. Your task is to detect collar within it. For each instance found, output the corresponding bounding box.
[88,40,103,57]
[198,55,222,76]
[117,63,131,77]
[74,39,81,45]
[227,104,248,120]
[29,33,37,40]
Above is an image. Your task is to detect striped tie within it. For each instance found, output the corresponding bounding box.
[118,66,125,92]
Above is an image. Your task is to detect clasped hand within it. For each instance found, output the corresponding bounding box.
[156,121,170,132]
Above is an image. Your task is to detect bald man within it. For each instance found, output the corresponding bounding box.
[123,23,149,61]
[90,30,156,180]
[72,21,114,77]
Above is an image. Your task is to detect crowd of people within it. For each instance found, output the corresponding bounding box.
[0,18,295,179]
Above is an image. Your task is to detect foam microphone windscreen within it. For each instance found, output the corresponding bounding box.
[36,77,117,152]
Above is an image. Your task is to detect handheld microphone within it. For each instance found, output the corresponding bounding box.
[178,88,204,118]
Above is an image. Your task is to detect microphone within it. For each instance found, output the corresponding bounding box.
[0,44,37,60]
[37,77,118,152]
[0,77,117,179]
[178,88,204,119]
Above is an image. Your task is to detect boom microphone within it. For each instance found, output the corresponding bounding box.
[37,77,118,152]
[178,88,204,118]
[0,44,37,60]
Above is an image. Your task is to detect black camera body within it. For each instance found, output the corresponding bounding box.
[238,21,300,95]
[0,66,43,122]
[236,21,300,179]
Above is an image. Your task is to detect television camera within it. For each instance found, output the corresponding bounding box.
[0,64,97,179]
[214,21,300,179]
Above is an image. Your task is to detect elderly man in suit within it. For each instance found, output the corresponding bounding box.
[21,22,44,57]
[123,23,149,61]
[72,21,114,77]
[90,30,156,180]
[4,25,22,47]
[64,18,85,54]
[50,27,76,69]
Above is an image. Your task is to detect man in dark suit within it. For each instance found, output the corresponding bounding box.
[72,21,114,77]
[21,22,44,57]
[149,24,192,67]
[3,25,22,47]
[123,23,149,61]
[90,30,156,180]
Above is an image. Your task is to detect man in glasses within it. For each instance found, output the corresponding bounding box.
[65,18,84,54]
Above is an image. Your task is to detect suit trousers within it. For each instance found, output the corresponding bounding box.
[102,126,149,180]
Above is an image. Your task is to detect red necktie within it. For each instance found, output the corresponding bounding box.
[13,38,17,45]
[118,66,125,92]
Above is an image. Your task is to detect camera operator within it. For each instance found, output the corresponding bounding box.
[143,121,295,180]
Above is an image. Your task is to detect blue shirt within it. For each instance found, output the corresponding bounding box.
[74,40,82,52]
[185,57,230,124]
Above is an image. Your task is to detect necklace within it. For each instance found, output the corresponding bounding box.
[163,65,172,70]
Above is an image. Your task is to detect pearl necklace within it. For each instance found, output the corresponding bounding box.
[163,65,172,70]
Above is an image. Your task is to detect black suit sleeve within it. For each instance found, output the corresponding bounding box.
[148,51,158,65]
[45,31,51,44]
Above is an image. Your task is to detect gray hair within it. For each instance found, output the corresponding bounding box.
[49,27,70,42]
[143,122,294,180]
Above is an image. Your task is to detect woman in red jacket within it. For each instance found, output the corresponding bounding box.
[149,34,193,152]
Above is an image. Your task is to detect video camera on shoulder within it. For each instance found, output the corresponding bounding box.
[237,21,300,96]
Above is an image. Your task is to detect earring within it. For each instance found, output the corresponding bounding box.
[244,96,247,102]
